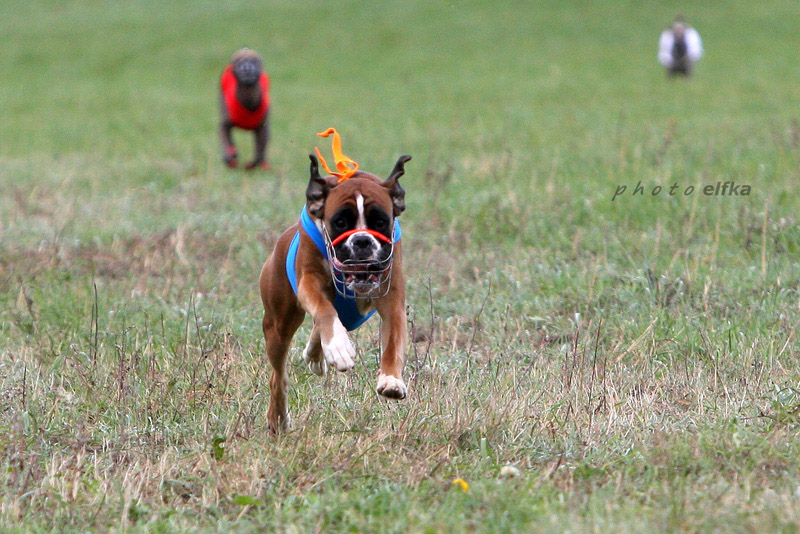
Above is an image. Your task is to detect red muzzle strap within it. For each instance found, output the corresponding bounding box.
[330,228,392,247]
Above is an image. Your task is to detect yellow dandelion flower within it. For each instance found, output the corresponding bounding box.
[452,478,469,493]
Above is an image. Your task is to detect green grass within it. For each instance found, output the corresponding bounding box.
[2,0,800,532]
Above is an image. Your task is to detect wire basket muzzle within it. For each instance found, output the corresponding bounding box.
[323,226,396,299]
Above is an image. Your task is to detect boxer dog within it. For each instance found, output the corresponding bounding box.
[259,128,411,433]
[219,48,270,169]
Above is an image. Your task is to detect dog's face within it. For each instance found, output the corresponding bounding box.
[232,55,262,87]
[328,189,393,260]
[306,154,410,294]
[671,22,687,38]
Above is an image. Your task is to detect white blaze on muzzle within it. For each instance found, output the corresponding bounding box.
[345,193,380,260]
[343,231,382,261]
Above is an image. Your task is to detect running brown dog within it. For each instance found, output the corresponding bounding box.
[259,128,411,433]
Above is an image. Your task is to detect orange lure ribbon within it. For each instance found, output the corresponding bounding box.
[314,127,359,182]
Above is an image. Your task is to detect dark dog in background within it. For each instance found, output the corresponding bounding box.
[219,49,270,169]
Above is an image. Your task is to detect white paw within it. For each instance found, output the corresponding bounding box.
[269,412,293,434]
[302,345,325,376]
[376,373,407,400]
[321,320,355,372]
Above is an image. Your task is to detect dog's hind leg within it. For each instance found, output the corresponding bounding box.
[302,325,325,376]
[264,312,303,434]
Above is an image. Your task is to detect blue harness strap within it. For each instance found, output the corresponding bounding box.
[285,206,401,331]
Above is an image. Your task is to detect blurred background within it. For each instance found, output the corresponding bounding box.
[2,1,800,531]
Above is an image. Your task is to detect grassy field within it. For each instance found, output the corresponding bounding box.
[2,0,800,531]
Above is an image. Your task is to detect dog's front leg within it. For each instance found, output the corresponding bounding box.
[218,93,237,167]
[219,123,237,167]
[375,292,408,400]
[245,116,269,170]
[297,276,355,372]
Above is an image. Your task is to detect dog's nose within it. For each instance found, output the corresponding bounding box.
[351,235,373,251]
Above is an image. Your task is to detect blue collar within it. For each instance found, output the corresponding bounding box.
[285,206,401,331]
[299,206,330,257]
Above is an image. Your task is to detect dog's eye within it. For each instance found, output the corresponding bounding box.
[333,217,348,230]
[367,209,390,234]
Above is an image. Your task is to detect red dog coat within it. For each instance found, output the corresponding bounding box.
[220,65,269,130]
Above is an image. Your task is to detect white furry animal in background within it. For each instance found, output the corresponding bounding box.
[658,21,703,76]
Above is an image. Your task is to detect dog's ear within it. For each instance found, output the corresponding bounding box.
[382,155,411,216]
[306,154,333,218]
